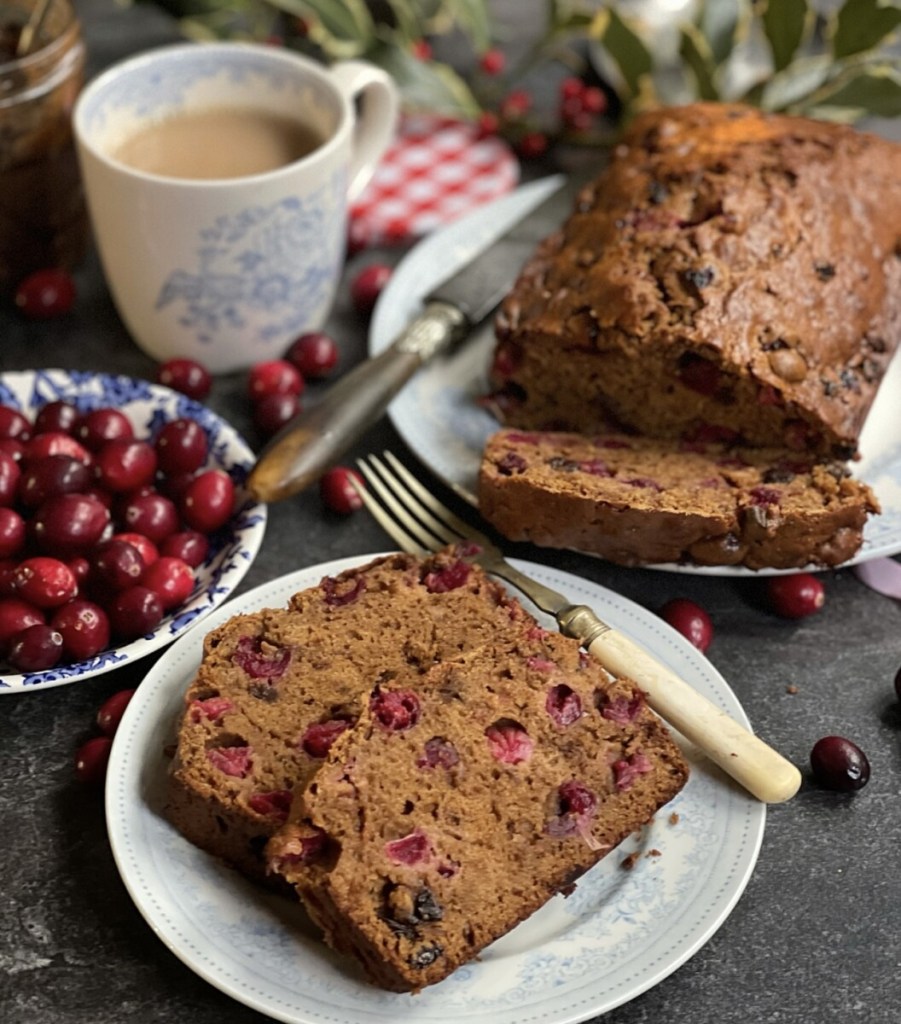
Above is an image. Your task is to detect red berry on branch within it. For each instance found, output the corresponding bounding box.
[518,132,549,159]
[475,111,500,139]
[500,89,532,120]
[479,48,506,75]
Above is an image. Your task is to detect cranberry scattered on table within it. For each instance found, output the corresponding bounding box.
[155,358,212,401]
[320,466,365,515]
[350,263,392,315]
[809,735,870,792]
[286,332,340,380]
[14,268,76,320]
[658,597,713,652]
[766,573,825,619]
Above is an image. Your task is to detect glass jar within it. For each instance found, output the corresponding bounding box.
[0,0,87,295]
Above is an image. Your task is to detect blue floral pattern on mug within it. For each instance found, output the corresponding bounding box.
[155,182,344,347]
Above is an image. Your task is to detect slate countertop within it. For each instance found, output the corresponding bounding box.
[2,2,900,1022]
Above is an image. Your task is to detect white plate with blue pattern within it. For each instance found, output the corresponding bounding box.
[370,180,901,576]
[0,369,267,694]
[106,553,765,1024]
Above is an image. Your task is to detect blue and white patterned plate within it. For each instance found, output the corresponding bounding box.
[106,555,764,1024]
[0,369,267,694]
[370,181,901,577]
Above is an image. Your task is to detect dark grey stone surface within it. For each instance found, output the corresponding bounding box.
[2,2,901,1022]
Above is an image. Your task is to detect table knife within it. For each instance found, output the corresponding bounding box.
[247,175,567,503]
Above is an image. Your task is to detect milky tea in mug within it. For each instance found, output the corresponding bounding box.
[74,43,398,373]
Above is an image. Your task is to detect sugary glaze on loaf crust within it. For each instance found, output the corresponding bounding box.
[267,632,688,992]
[479,428,879,569]
[489,103,901,459]
[164,551,529,881]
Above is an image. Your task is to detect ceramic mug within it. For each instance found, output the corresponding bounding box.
[73,42,398,373]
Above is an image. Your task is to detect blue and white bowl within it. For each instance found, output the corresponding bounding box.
[0,369,267,694]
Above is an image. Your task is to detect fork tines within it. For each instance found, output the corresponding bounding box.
[354,452,482,558]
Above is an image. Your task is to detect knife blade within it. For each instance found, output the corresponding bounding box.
[247,175,568,503]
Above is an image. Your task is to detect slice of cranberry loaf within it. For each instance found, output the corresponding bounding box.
[478,428,879,569]
[165,550,529,881]
[266,631,689,992]
[488,103,901,460]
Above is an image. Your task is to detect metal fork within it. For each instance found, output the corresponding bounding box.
[354,451,801,805]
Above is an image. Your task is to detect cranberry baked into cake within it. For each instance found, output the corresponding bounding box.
[479,428,879,569]
[267,631,688,992]
[488,103,901,459]
[165,548,688,991]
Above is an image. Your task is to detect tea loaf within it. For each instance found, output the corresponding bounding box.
[478,428,879,569]
[266,631,688,992]
[165,550,528,881]
[488,103,901,460]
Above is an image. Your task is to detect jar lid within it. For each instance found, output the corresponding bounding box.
[350,112,519,250]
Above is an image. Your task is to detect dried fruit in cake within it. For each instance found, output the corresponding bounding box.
[478,428,878,569]
[488,103,901,460]
[266,632,688,992]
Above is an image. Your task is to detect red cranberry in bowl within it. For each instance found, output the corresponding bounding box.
[107,585,164,641]
[95,439,158,492]
[12,556,78,608]
[0,508,26,559]
[31,493,111,556]
[140,556,195,610]
[0,449,21,506]
[33,401,79,436]
[0,597,45,654]
[7,622,64,671]
[50,598,111,661]
[180,469,235,534]
[153,418,208,475]
[159,530,208,568]
[75,408,134,451]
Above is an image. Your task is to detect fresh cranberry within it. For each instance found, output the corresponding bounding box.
[0,450,21,505]
[75,408,134,450]
[810,735,870,792]
[156,358,212,401]
[350,263,392,315]
[319,466,364,515]
[247,359,304,400]
[180,469,235,533]
[95,439,158,492]
[118,491,179,543]
[74,735,113,784]
[253,392,299,437]
[159,530,208,568]
[0,508,25,558]
[518,131,549,158]
[17,454,91,508]
[111,532,158,567]
[13,557,78,608]
[23,431,92,465]
[95,688,136,736]
[0,406,31,442]
[285,331,339,379]
[7,622,64,671]
[14,268,76,319]
[31,493,111,556]
[50,598,111,661]
[766,573,825,619]
[88,538,146,594]
[0,597,45,653]
[0,438,25,462]
[33,401,79,436]
[153,418,208,475]
[659,597,714,652]
[140,556,194,610]
[107,585,164,640]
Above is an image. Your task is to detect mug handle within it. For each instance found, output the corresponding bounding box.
[329,60,400,202]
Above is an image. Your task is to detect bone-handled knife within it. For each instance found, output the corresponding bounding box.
[247,175,567,503]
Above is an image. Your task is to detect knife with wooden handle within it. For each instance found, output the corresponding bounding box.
[247,175,567,503]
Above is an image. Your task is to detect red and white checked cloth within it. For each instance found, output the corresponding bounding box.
[350,113,520,249]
